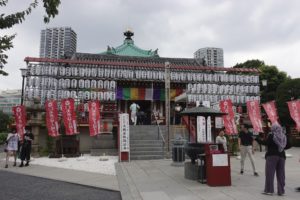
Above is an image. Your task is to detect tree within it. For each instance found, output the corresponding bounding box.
[233,59,290,102]
[276,78,300,126]
[0,110,11,132]
[0,0,61,75]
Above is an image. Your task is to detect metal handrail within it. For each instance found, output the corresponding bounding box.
[152,111,166,145]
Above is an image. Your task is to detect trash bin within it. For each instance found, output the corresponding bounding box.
[172,139,186,166]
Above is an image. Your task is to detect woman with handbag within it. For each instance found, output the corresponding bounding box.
[256,123,291,196]
[4,128,19,168]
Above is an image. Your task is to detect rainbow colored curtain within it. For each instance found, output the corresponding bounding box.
[117,87,183,101]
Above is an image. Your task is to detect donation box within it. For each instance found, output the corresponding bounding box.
[205,144,231,186]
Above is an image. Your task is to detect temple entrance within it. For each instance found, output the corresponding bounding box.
[120,100,152,125]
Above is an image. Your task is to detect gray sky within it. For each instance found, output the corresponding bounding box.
[1,0,300,90]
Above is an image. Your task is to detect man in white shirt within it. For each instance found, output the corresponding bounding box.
[130,102,140,125]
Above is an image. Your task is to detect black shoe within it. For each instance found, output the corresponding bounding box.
[4,164,8,168]
[13,162,16,167]
[296,187,300,192]
[19,163,24,167]
[254,172,259,176]
[25,162,29,167]
[240,170,244,174]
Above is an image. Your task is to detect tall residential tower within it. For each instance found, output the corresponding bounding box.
[194,47,224,67]
[39,27,77,59]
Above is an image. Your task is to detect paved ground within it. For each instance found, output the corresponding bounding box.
[0,170,121,200]
[116,147,300,200]
[1,145,300,200]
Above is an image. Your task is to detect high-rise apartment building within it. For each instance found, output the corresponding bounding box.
[0,89,21,115]
[194,47,224,67]
[39,27,77,59]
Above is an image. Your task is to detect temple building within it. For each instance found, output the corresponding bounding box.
[22,30,260,157]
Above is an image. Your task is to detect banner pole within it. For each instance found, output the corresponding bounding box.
[60,134,64,158]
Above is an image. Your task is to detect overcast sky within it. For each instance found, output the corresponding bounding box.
[1,0,300,90]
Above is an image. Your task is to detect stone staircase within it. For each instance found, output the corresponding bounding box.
[130,125,165,160]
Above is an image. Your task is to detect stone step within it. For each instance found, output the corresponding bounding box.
[90,148,118,156]
[130,150,163,156]
[130,147,163,151]
[130,144,163,148]
[130,155,164,160]
[130,140,163,144]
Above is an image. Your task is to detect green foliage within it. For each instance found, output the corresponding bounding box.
[0,110,11,132]
[0,132,8,144]
[0,0,61,75]
[233,59,265,69]
[276,78,300,126]
[233,59,290,103]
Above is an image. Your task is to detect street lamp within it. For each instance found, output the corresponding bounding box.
[20,68,27,105]
[262,79,267,87]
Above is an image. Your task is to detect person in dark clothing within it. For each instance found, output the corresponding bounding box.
[19,130,34,167]
[256,123,291,196]
[238,124,259,176]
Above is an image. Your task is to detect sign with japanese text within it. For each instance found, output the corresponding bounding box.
[45,100,60,137]
[246,100,263,133]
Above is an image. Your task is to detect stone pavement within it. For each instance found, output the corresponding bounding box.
[0,152,119,191]
[116,147,300,200]
[1,148,300,199]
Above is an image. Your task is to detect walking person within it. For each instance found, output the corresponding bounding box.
[19,129,34,167]
[256,123,290,196]
[129,102,140,125]
[216,129,227,152]
[238,124,259,176]
[4,128,19,168]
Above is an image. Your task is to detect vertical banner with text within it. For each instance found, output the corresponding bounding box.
[61,98,78,135]
[287,100,300,132]
[262,101,278,124]
[88,101,101,137]
[219,99,238,135]
[12,105,26,140]
[45,100,60,137]
[246,100,263,133]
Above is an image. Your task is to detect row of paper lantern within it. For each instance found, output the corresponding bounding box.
[25,89,116,101]
[26,77,116,90]
[187,94,260,104]
[187,83,260,95]
[28,64,259,83]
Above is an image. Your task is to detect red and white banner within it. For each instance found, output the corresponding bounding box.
[246,100,263,133]
[61,98,78,135]
[12,105,26,140]
[45,100,60,137]
[88,101,101,136]
[262,101,278,124]
[287,100,300,131]
[219,99,238,134]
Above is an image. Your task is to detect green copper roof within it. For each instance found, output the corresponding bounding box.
[101,30,159,57]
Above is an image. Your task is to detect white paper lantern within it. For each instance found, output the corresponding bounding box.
[98,68,104,77]
[66,67,72,76]
[79,67,85,77]
[111,92,116,101]
[84,91,90,100]
[110,81,116,90]
[103,80,109,89]
[59,67,66,76]
[91,80,97,89]
[79,79,84,88]
[71,79,77,88]
[97,80,103,89]
[65,79,71,88]
[91,68,97,77]
[71,91,77,98]
[84,80,91,88]
[97,91,103,100]
[104,68,110,78]
[91,91,97,100]
[78,91,84,100]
